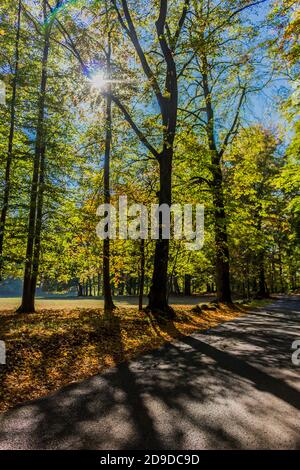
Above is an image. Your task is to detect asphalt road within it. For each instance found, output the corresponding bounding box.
[0,297,299,449]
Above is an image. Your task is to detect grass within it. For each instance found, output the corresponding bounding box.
[0,295,206,310]
[240,298,274,309]
[0,302,249,413]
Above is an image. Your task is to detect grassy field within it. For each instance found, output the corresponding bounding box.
[0,295,214,311]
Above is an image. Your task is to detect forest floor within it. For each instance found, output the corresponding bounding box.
[0,300,261,412]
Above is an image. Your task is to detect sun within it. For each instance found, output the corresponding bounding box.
[90,71,107,90]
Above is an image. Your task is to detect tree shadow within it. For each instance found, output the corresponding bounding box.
[154,305,300,413]
[88,314,165,449]
[0,299,299,449]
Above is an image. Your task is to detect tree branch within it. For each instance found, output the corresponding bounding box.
[108,93,160,160]
[190,176,212,187]
[219,87,246,157]
[20,1,42,35]
[171,0,190,51]
[177,50,196,78]
[208,0,269,39]
[112,0,164,109]
[46,5,88,74]
[155,0,178,133]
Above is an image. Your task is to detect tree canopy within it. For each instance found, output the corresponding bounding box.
[0,0,299,314]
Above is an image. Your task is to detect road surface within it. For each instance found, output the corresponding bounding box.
[0,297,299,449]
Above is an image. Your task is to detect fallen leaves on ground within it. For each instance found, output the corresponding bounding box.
[0,303,243,412]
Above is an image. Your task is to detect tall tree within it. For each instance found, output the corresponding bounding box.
[0,0,21,280]
[102,29,116,316]
[226,125,280,297]
[18,0,57,312]
[110,0,190,316]
[182,0,268,302]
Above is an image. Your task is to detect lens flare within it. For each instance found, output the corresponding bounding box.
[90,72,107,90]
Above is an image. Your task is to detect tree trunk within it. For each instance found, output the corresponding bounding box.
[255,215,269,299]
[201,48,232,304]
[184,274,192,296]
[138,238,145,310]
[0,0,21,280]
[17,4,50,313]
[148,147,174,316]
[173,276,180,295]
[77,282,83,297]
[103,35,115,317]
[256,252,269,298]
[247,277,250,299]
[212,163,232,303]
[29,131,46,302]
[97,272,101,296]
[279,251,284,293]
[102,147,115,314]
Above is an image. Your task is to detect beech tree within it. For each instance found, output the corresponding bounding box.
[180,0,269,302]
[108,0,190,316]
[0,0,21,280]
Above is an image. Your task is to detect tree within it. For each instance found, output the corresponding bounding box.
[0,0,21,280]
[101,15,116,316]
[18,0,71,312]
[106,0,191,316]
[180,0,269,302]
[226,125,280,297]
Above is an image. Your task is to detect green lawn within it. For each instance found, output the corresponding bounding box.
[0,295,212,311]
